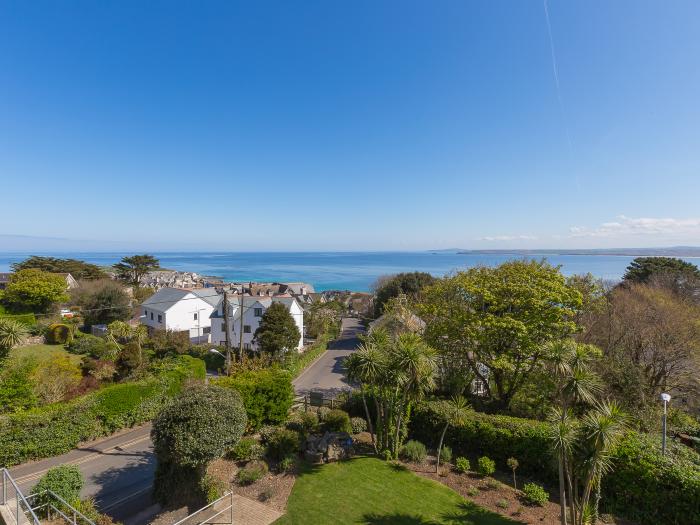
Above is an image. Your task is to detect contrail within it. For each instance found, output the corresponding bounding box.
[543,0,574,154]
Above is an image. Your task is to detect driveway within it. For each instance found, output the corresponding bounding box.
[292,317,365,396]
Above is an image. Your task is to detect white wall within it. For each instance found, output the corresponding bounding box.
[142,293,215,343]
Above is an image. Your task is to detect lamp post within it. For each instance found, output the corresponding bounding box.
[661,392,671,456]
[209,348,229,376]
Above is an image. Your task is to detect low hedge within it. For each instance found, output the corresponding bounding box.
[214,368,293,430]
[0,355,205,467]
[283,335,329,378]
[410,400,700,525]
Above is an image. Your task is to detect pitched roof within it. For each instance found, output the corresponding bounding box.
[191,287,221,307]
[142,287,220,312]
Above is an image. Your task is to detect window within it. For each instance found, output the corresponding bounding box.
[221,322,226,332]
[244,325,251,333]
[194,313,198,321]
[158,314,162,323]
[203,327,211,334]
[150,312,153,320]
[254,308,263,317]
[244,343,251,350]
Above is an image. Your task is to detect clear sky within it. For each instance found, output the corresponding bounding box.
[1,1,699,251]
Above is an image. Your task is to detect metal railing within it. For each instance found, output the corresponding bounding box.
[0,468,41,525]
[171,492,233,525]
[27,490,96,525]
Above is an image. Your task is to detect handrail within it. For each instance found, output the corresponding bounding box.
[1,468,42,525]
[26,489,96,525]
[171,491,233,525]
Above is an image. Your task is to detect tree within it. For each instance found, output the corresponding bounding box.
[12,256,107,280]
[419,260,582,410]
[434,396,469,473]
[113,254,159,286]
[31,465,84,512]
[2,269,69,313]
[373,272,435,317]
[254,302,301,357]
[623,256,700,285]
[151,385,247,503]
[0,358,38,413]
[32,354,82,404]
[72,279,131,327]
[581,283,700,415]
[345,329,436,458]
[0,318,28,362]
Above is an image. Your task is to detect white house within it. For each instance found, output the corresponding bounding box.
[210,294,304,352]
[141,287,220,343]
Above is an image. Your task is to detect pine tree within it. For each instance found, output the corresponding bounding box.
[254,303,300,357]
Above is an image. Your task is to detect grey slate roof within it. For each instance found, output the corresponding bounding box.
[142,287,221,312]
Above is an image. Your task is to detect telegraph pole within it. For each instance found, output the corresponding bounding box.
[222,291,232,374]
[238,294,245,363]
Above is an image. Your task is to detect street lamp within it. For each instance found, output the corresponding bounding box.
[661,392,671,456]
[209,348,230,376]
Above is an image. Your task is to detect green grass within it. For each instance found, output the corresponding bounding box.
[274,457,519,525]
[9,344,82,365]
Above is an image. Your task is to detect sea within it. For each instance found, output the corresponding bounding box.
[2,251,699,292]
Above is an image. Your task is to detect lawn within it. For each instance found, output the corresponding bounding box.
[9,343,82,365]
[275,457,519,525]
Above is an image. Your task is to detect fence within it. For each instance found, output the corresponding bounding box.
[0,468,41,525]
[27,490,96,525]
[292,392,342,412]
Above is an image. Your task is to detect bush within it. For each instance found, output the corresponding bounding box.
[237,460,268,485]
[258,425,281,444]
[496,499,509,509]
[466,486,479,497]
[439,445,452,464]
[286,411,319,435]
[45,323,73,344]
[0,355,205,467]
[284,336,329,378]
[323,409,352,433]
[521,482,548,506]
[278,454,296,472]
[31,465,83,511]
[152,385,247,469]
[401,440,427,463]
[214,369,293,430]
[229,437,265,461]
[455,457,470,473]
[410,400,700,525]
[67,335,109,357]
[477,456,496,477]
[267,428,300,461]
[316,406,330,420]
[350,417,367,434]
[199,473,226,503]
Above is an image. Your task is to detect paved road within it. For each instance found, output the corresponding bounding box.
[292,317,365,396]
[10,425,160,525]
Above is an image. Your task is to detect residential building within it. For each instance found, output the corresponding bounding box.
[140,287,220,343]
[210,294,304,352]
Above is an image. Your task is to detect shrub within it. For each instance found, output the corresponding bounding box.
[286,410,319,435]
[237,460,268,485]
[323,409,352,433]
[477,456,496,477]
[31,465,83,512]
[316,406,330,420]
[45,323,73,344]
[401,440,427,463]
[486,478,502,489]
[439,445,452,464]
[152,385,247,469]
[351,416,367,434]
[229,437,265,461]
[496,499,509,509]
[455,457,470,473]
[284,336,329,378]
[199,473,226,503]
[521,482,548,506]
[214,369,293,430]
[258,425,281,444]
[67,335,109,357]
[278,454,296,472]
[267,428,300,461]
[466,486,479,497]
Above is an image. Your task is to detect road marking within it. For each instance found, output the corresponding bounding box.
[13,434,151,485]
[100,485,152,511]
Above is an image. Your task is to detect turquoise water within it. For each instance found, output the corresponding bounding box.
[1,251,698,292]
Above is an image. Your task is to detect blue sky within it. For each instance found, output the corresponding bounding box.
[1,1,699,251]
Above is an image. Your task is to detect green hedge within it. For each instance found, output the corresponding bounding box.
[214,368,293,430]
[410,400,700,525]
[0,355,205,467]
[283,335,329,378]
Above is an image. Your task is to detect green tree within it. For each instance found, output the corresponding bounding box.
[113,254,159,286]
[0,318,28,362]
[373,271,435,317]
[73,279,131,327]
[2,269,69,313]
[12,256,107,280]
[254,302,301,357]
[0,358,38,413]
[623,256,700,284]
[434,396,469,473]
[151,385,247,503]
[419,260,582,410]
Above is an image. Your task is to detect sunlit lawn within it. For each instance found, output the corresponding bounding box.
[275,456,519,525]
[9,343,81,365]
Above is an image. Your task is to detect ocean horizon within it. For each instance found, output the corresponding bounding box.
[2,251,699,292]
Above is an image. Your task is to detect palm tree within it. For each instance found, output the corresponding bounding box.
[435,395,469,473]
[0,318,28,362]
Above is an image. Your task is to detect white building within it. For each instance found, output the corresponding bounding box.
[210,294,304,352]
[140,287,220,343]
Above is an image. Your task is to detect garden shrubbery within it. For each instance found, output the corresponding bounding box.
[401,440,427,463]
[45,323,73,344]
[410,400,700,525]
[521,482,548,506]
[323,409,352,433]
[0,355,205,466]
[214,368,293,430]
